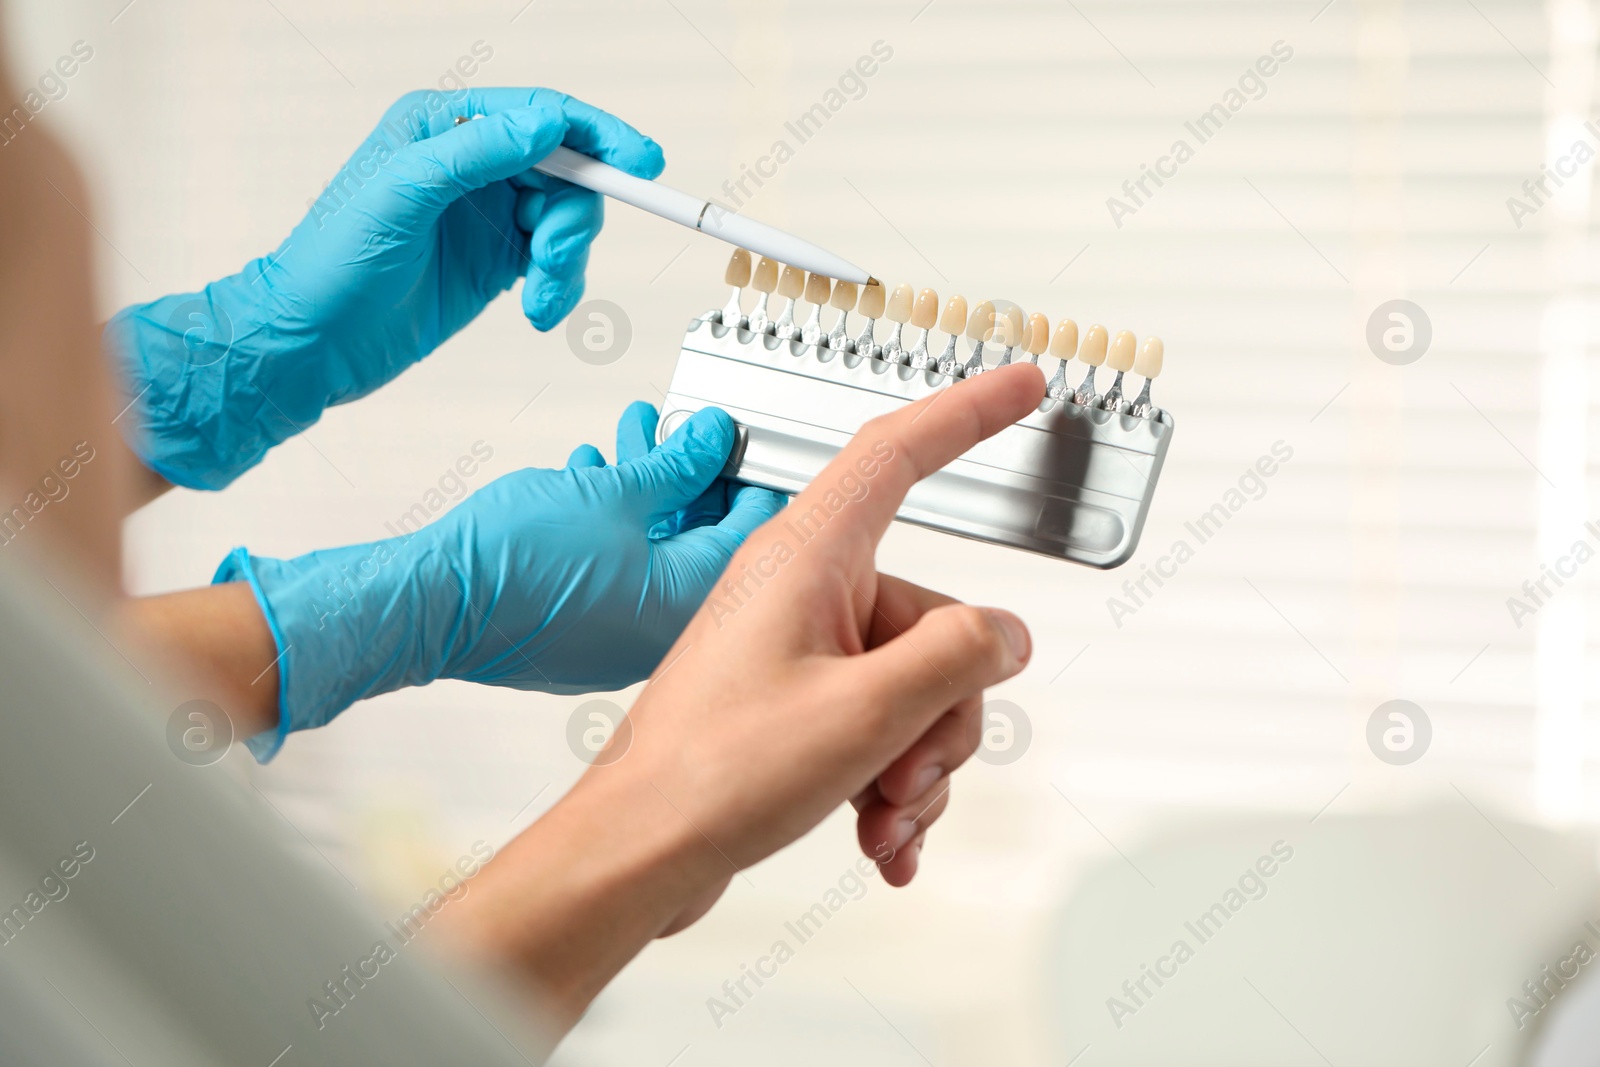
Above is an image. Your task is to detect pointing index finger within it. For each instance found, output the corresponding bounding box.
[794,362,1046,550]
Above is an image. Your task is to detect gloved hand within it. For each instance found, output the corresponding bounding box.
[217,402,785,760]
[105,87,664,490]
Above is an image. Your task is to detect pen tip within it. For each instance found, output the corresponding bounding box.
[865,276,882,289]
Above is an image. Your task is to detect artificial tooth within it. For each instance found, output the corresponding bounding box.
[880,283,915,364]
[827,280,859,350]
[961,300,997,377]
[935,295,969,376]
[1025,313,1050,365]
[1130,336,1164,419]
[854,279,887,358]
[800,272,833,346]
[907,288,940,368]
[1073,323,1109,405]
[1100,329,1137,412]
[717,248,752,328]
[1045,318,1079,398]
[994,305,1027,366]
[773,265,807,340]
[748,256,780,334]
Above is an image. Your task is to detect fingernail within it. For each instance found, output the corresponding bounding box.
[890,818,918,850]
[987,609,1031,663]
[912,765,941,797]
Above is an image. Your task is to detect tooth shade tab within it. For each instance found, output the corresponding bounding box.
[1136,336,1165,377]
[996,305,1025,348]
[1080,324,1109,366]
[885,284,914,323]
[1026,313,1050,356]
[725,249,753,287]
[778,266,806,299]
[752,256,780,293]
[804,272,832,305]
[830,280,859,310]
[911,289,940,330]
[1050,319,1079,360]
[938,295,968,334]
[1108,330,1137,372]
[858,280,886,318]
[966,300,997,341]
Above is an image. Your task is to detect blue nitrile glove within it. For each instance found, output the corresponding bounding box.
[216,403,785,760]
[105,88,664,490]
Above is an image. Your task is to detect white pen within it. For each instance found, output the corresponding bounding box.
[454,118,874,285]
[532,146,874,285]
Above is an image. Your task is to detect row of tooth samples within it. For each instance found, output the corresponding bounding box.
[715,250,1166,418]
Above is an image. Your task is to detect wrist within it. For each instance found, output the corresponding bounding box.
[441,762,727,1022]
[213,533,441,759]
[103,263,322,490]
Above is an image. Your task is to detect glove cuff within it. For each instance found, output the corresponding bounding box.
[213,537,442,760]
[104,264,323,490]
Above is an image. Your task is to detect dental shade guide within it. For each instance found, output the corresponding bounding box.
[853,279,886,359]
[880,284,915,365]
[1024,313,1050,366]
[934,295,969,377]
[994,304,1026,367]
[772,265,806,341]
[961,300,997,378]
[1101,330,1137,414]
[826,280,859,351]
[1045,318,1078,399]
[1130,337,1164,420]
[799,272,832,347]
[654,252,1175,567]
[714,249,752,329]
[906,288,940,369]
[746,255,780,335]
[1074,324,1109,407]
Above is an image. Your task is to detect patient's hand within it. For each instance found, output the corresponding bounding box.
[440,363,1044,1026]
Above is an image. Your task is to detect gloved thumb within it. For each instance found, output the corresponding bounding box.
[613,407,736,524]
[385,102,569,220]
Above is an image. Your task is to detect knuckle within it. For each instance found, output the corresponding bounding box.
[946,605,1004,668]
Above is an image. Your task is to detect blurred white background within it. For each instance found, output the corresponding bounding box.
[8,0,1600,1063]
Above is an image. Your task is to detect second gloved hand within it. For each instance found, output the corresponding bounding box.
[106,88,664,489]
[216,403,784,760]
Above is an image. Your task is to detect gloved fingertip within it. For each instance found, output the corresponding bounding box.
[522,267,583,330]
[733,484,788,517]
[679,406,736,457]
[624,137,666,180]
[567,443,606,469]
